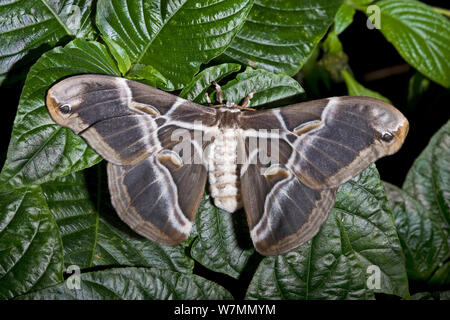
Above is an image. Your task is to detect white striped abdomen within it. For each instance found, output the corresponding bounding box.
[208,128,242,212]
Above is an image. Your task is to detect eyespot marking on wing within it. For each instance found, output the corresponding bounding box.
[380,131,394,142]
[59,104,72,114]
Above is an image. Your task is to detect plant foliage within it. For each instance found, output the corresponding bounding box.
[0,0,449,300]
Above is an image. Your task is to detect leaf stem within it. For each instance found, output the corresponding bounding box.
[433,6,450,18]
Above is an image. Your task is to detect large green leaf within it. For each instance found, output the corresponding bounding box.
[246,165,409,299]
[0,39,120,188]
[384,182,449,281]
[374,0,450,87]
[41,172,98,269]
[403,120,450,236]
[191,195,254,279]
[0,0,95,84]
[0,186,63,299]
[94,215,194,273]
[221,0,343,75]
[43,169,194,273]
[96,0,253,89]
[19,267,232,299]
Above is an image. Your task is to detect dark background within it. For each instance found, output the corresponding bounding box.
[0,0,449,299]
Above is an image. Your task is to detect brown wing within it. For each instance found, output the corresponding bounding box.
[239,96,408,255]
[241,163,336,255]
[46,74,217,165]
[239,96,409,189]
[108,154,207,245]
[46,74,216,244]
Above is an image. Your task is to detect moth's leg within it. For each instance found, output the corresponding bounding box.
[205,92,213,106]
[241,89,256,108]
[213,81,223,104]
[205,92,225,109]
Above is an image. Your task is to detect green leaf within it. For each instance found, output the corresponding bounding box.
[410,290,450,300]
[301,47,332,97]
[42,169,194,273]
[403,120,450,236]
[180,63,242,103]
[342,70,391,103]
[102,36,132,76]
[127,63,173,90]
[96,0,253,89]
[407,72,431,109]
[334,3,356,35]
[0,0,95,84]
[323,30,343,55]
[374,0,450,87]
[221,0,344,75]
[19,267,232,299]
[41,172,98,269]
[94,215,194,273]
[429,261,450,286]
[0,39,120,188]
[0,186,63,299]
[219,67,304,108]
[246,165,409,299]
[349,0,375,5]
[384,182,449,281]
[191,195,254,279]
[319,31,349,82]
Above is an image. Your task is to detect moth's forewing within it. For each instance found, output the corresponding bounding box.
[46,75,215,244]
[239,96,408,255]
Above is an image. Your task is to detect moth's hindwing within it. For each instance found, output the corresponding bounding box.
[239,96,408,255]
[108,157,207,245]
[46,74,215,244]
[241,163,337,255]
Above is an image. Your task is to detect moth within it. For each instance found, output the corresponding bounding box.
[46,75,408,255]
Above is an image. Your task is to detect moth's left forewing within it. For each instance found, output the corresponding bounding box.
[46,74,216,245]
[46,75,217,165]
